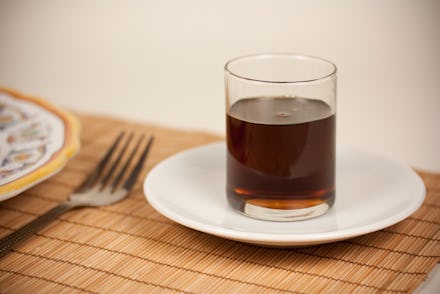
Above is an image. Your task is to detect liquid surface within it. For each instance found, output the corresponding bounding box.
[229,96,333,125]
[226,96,335,214]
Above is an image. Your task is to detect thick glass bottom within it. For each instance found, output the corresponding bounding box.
[227,192,334,222]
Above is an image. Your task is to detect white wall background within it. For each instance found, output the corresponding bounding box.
[1,0,439,171]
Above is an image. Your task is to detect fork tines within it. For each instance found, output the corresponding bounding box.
[78,132,154,193]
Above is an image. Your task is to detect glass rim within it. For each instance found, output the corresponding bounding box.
[224,52,337,84]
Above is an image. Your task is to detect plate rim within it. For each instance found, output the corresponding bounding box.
[0,88,81,200]
[144,142,426,245]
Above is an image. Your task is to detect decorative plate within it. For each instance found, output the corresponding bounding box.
[0,88,80,201]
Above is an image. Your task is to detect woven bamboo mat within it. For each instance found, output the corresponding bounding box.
[0,114,439,294]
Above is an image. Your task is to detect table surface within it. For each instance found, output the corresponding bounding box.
[0,114,439,293]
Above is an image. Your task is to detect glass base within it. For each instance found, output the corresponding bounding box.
[228,194,334,222]
[243,202,330,221]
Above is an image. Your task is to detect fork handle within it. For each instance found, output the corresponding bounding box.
[0,202,76,258]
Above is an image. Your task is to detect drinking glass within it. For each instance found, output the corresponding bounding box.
[224,53,337,221]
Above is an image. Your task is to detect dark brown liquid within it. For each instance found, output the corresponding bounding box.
[226,97,335,211]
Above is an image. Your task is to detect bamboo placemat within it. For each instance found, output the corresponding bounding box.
[0,114,439,293]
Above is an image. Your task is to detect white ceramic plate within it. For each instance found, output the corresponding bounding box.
[144,143,425,246]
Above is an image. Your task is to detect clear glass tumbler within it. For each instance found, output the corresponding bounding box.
[225,53,337,221]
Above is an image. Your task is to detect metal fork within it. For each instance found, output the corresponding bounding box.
[0,132,154,258]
